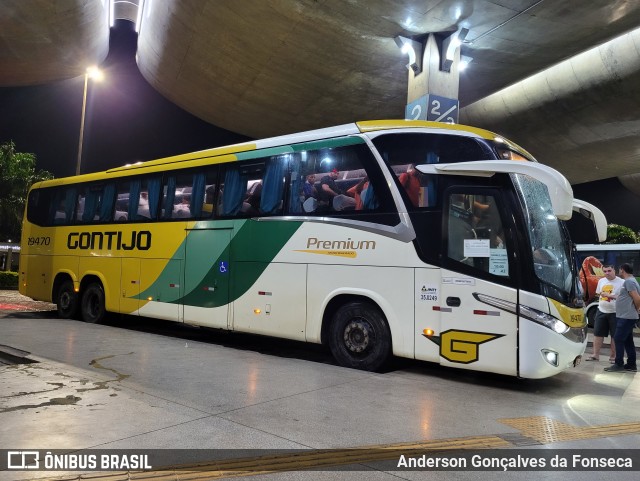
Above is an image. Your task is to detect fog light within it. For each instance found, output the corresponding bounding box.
[542,349,558,367]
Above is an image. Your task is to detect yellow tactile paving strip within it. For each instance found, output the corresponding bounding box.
[499,416,640,444]
[26,416,640,480]
[38,436,511,481]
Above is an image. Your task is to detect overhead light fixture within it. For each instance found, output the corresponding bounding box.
[394,35,423,74]
[441,28,469,72]
[459,55,473,71]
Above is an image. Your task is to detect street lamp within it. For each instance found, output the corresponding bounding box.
[75,66,103,176]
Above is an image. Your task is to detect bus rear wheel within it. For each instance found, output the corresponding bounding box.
[81,283,106,324]
[329,301,391,371]
[56,280,78,319]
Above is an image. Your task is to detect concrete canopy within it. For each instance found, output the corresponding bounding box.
[2,0,640,185]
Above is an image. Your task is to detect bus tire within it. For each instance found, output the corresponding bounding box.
[81,283,106,324]
[56,280,78,319]
[329,301,391,371]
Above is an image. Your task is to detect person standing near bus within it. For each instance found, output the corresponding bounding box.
[604,263,640,372]
[586,265,623,362]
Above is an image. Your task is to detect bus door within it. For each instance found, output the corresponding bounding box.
[437,190,519,376]
[182,227,232,329]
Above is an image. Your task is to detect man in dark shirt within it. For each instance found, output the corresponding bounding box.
[319,169,356,210]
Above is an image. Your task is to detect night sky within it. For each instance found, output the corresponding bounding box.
[0,20,249,178]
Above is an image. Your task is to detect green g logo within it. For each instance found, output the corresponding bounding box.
[424,329,504,364]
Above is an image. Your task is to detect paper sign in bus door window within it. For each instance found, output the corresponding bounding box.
[489,248,509,276]
[464,239,490,258]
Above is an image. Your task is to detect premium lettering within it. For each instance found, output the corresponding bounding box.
[306,237,376,250]
[67,231,151,251]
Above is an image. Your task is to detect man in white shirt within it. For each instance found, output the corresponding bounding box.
[586,265,624,362]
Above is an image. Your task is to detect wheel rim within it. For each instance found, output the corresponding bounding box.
[87,291,101,319]
[343,318,373,354]
[60,291,71,311]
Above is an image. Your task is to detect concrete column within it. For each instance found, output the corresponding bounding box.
[402,33,464,123]
[407,34,461,103]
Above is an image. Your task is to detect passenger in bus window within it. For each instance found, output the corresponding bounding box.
[471,196,503,248]
[243,181,262,214]
[54,199,66,222]
[174,195,191,217]
[399,164,421,207]
[139,192,149,208]
[319,168,356,211]
[137,192,150,219]
[303,174,317,199]
[202,185,215,214]
[347,177,369,210]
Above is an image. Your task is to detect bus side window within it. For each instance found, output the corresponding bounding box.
[286,144,385,215]
[114,181,133,222]
[51,187,78,225]
[52,197,66,224]
[173,175,193,218]
[197,168,218,218]
[258,155,287,215]
[218,159,285,218]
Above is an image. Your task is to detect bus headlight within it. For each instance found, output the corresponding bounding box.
[519,305,569,334]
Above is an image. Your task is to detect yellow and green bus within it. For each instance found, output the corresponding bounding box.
[20,120,596,378]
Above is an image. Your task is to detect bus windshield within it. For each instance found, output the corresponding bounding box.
[512,173,575,300]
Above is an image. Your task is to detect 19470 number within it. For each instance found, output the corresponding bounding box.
[27,236,51,246]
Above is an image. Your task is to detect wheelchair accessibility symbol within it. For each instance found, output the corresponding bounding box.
[219,261,228,274]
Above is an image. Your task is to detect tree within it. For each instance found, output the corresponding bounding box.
[0,141,53,242]
[605,224,639,244]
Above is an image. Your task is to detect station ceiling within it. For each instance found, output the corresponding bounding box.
[1,0,639,187]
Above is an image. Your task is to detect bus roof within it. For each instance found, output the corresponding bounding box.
[32,120,534,188]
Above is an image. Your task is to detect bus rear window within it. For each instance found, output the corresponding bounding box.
[26,188,53,226]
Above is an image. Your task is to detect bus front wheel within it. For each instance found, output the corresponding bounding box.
[56,280,78,319]
[329,301,391,371]
[81,283,106,324]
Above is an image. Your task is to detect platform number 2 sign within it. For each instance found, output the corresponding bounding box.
[405,94,459,124]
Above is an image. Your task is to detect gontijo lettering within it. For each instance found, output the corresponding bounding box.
[67,231,151,251]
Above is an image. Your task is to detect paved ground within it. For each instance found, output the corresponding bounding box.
[1,291,640,481]
[0,290,55,312]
